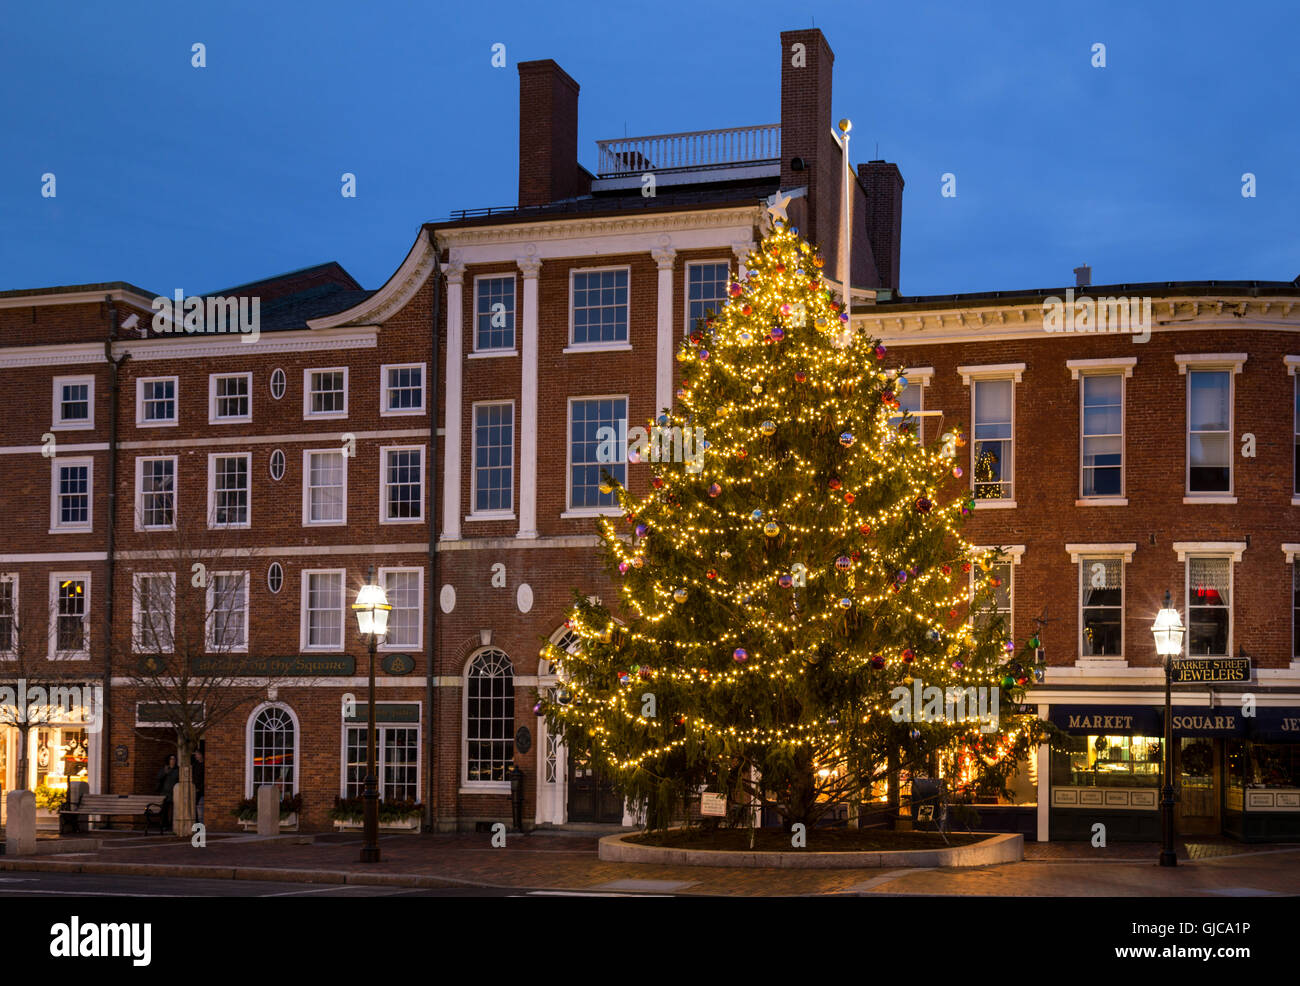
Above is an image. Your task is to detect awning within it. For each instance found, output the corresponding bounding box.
[1049,705,1160,735]
[1167,709,1247,737]
[1246,708,1300,743]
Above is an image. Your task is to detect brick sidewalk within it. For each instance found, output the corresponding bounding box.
[4,830,1298,896]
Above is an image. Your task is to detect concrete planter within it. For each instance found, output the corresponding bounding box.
[598,830,1023,869]
[238,814,298,832]
[332,817,420,832]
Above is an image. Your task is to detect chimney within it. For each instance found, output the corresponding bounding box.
[517,60,590,208]
[858,161,904,293]
[1074,264,1092,287]
[780,29,838,264]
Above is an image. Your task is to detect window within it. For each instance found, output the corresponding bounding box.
[1081,374,1123,497]
[1080,558,1123,658]
[685,261,729,336]
[471,403,514,515]
[209,372,251,423]
[1293,564,1299,661]
[380,568,422,650]
[1187,370,1231,493]
[381,447,424,523]
[1187,557,1230,657]
[51,575,88,659]
[973,378,1013,500]
[248,705,297,798]
[206,572,248,652]
[51,458,93,531]
[269,368,286,400]
[464,648,514,785]
[345,722,419,801]
[382,363,425,415]
[132,573,175,653]
[475,275,516,351]
[570,268,629,346]
[973,561,1013,640]
[302,570,345,650]
[267,562,284,594]
[1294,376,1299,496]
[137,377,178,426]
[889,379,924,439]
[568,397,627,510]
[0,574,16,654]
[304,368,348,418]
[136,456,176,530]
[53,376,94,429]
[269,449,286,481]
[303,450,346,525]
[208,453,250,527]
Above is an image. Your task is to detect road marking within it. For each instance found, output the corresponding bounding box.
[260,885,352,897]
[1206,887,1283,897]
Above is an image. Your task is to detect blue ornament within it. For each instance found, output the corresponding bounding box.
[839,432,854,447]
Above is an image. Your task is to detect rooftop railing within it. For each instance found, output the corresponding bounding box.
[595,124,780,177]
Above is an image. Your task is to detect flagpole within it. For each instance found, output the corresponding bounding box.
[838,118,852,306]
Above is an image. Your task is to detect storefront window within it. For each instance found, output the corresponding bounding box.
[34,726,88,793]
[1052,734,1162,787]
[1227,740,1299,789]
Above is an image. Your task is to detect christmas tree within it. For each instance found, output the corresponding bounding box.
[542,217,1042,831]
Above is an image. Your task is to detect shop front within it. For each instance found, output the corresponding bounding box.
[1224,707,1300,842]
[1048,705,1162,841]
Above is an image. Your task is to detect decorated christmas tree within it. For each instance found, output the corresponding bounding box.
[542,216,1043,831]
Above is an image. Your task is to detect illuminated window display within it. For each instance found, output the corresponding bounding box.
[1052,734,1162,788]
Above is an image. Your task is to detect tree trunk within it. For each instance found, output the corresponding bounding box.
[16,724,29,792]
[173,738,195,836]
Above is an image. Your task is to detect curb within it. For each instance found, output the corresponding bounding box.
[0,858,476,890]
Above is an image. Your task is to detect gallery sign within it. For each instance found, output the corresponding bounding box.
[192,655,357,676]
[1170,657,1250,684]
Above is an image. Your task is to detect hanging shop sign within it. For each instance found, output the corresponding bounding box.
[1049,705,1161,735]
[1170,657,1250,684]
[380,653,415,676]
[1246,708,1300,743]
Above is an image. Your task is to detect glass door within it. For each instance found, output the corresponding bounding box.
[1175,737,1218,836]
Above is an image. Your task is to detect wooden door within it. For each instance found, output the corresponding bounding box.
[1175,737,1219,836]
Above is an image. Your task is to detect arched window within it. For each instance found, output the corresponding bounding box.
[247,704,297,798]
[463,648,514,785]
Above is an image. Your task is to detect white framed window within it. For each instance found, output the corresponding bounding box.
[379,567,423,651]
[969,546,1024,646]
[343,713,421,801]
[1080,557,1122,658]
[381,363,426,415]
[52,375,94,430]
[301,569,346,651]
[304,367,348,419]
[1293,373,1299,497]
[135,456,177,530]
[50,457,93,532]
[566,396,627,514]
[684,261,729,337]
[462,647,514,789]
[269,449,286,481]
[474,275,516,352]
[1177,354,1245,501]
[569,267,630,348]
[1186,555,1232,658]
[206,571,249,653]
[380,446,425,524]
[209,372,252,423]
[1080,373,1124,498]
[269,367,287,400]
[1294,562,1299,662]
[245,703,298,798]
[0,573,17,656]
[207,453,251,528]
[303,449,347,525]
[50,573,89,660]
[972,377,1014,501]
[136,376,178,426]
[132,572,175,653]
[470,402,514,517]
[267,562,284,594]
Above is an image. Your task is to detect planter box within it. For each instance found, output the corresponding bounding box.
[332,816,420,832]
[238,813,298,832]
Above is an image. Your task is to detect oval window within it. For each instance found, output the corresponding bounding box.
[269,449,286,481]
[267,562,284,594]
[269,368,286,400]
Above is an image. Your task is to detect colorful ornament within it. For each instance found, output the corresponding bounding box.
[915,497,932,513]
[1029,636,1041,649]
[728,281,742,297]
[952,660,965,670]
[843,492,855,504]
[751,509,764,521]
[778,574,793,588]
[1001,675,1015,690]
[706,568,718,580]
[760,420,777,436]
[632,556,644,568]
[698,349,710,361]
[732,648,749,663]
[858,523,872,536]
[902,648,915,662]
[839,432,854,447]
[896,375,909,391]
[708,483,721,497]
[673,588,688,603]
[896,570,908,583]
[770,326,785,342]
[870,654,886,669]
[828,477,842,490]
[618,561,630,574]
[742,304,752,315]
[635,523,648,538]
[738,331,752,345]
[838,597,852,609]
[874,344,887,360]
[794,370,807,383]
[835,556,851,572]
[763,521,780,537]
[952,466,963,478]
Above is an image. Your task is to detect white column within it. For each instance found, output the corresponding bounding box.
[440,262,465,541]
[732,239,755,278]
[517,256,542,539]
[1036,703,1050,843]
[651,247,675,415]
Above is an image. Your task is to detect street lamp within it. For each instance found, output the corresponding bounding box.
[1151,590,1185,868]
[352,567,391,864]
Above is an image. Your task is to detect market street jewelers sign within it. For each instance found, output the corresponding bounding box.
[1171,657,1251,684]
[192,654,356,676]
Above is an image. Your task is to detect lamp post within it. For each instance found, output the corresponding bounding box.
[1151,590,1186,868]
[352,567,391,864]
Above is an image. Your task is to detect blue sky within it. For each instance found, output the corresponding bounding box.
[2,0,1296,298]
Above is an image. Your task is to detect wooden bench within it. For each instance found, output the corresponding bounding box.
[60,793,165,835]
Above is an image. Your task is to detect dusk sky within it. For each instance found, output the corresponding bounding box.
[4,0,1296,298]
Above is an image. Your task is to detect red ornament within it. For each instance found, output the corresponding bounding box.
[794,370,807,383]
[742,305,752,316]
[961,562,972,573]
[736,448,749,460]
[829,478,842,490]
[949,609,959,620]
[652,477,664,489]
[902,648,915,662]
[843,492,855,504]
[706,568,718,580]
[941,564,951,575]
[859,524,872,536]
[775,263,786,273]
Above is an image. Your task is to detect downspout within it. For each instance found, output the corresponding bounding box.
[102,296,128,794]
[425,232,442,833]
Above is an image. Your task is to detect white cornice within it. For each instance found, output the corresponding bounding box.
[434,206,762,250]
[958,362,1025,384]
[1284,543,1300,564]
[115,326,378,361]
[1175,352,1247,374]
[1285,355,1299,375]
[308,230,437,331]
[0,288,156,311]
[1172,541,1247,562]
[0,342,106,369]
[1065,543,1138,563]
[1066,356,1136,379]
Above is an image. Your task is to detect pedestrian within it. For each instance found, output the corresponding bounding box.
[156,754,179,830]
[191,749,206,825]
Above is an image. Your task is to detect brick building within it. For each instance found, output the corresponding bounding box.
[1,26,1297,841]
